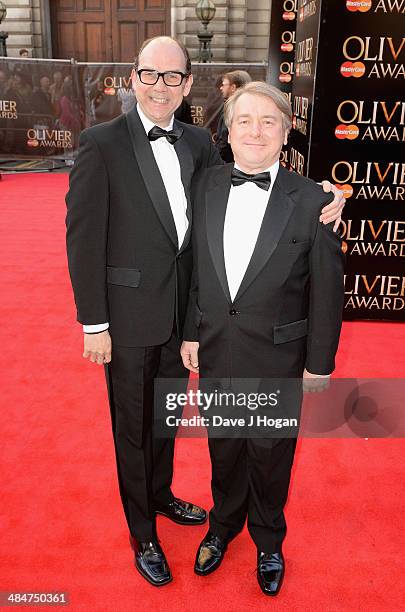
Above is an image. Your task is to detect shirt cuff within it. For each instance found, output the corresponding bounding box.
[305,371,331,378]
[83,323,109,334]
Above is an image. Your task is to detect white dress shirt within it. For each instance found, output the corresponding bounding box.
[83,104,188,333]
[224,161,279,302]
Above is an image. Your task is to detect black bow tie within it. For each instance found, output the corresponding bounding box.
[148,125,184,145]
[231,168,271,191]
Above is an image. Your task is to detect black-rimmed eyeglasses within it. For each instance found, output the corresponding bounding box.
[137,69,189,87]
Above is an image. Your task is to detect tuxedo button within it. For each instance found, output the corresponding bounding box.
[229,309,238,316]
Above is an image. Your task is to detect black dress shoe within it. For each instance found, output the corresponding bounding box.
[129,536,172,587]
[257,551,285,596]
[155,497,207,525]
[194,531,227,576]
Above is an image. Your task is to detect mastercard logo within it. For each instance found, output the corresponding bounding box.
[335,124,359,140]
[282,11,295,20]
[341,241,348,254]
[27,139,39,147]
[279,73,292,83]
[340,61,366,78]
[281,43,294,52]
[346,0,372,11]
[335,184,354,199]
[104,87,116,95]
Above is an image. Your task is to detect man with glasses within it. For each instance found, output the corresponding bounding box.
[66,37,221,587]
[66,36,344,587]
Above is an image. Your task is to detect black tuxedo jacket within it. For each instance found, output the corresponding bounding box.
[66,107,221,347]
[184,163,345,378]
[215,108,233,163]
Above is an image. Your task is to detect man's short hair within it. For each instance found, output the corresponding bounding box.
[224,81,292,131]
[133,36,191,75]
[223,70,252,89]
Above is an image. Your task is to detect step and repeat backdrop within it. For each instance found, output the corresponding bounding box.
[268,0,404,321]
[267,0,297,166]
[0,59,265,160]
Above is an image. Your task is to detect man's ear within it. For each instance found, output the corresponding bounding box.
[184,73,193,97]
[131,68,137,92]
[284,128,290,146]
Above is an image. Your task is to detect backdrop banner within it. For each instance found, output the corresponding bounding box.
[188,63,267,135]
[0,58,83,159]
[289,0,404,321]
[81,62,266,135]
[267,0,298,166]
[81,63,135,127]
[1,59,265,159]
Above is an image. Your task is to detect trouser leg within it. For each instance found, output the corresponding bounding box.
[208,437,249,542]
[247,437,297,552]
[105,343,161,542]
[152,333,189,506]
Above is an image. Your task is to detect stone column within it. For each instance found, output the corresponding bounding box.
[246,0,270,63]
[175,0,229,62]
[2,0,34,57]
[174,0,269,64]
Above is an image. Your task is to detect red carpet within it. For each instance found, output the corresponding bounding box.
[1,173,404,611]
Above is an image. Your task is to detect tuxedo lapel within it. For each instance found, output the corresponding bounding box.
[205,164,233,303]
[233,166,297,302]
[125,107,178,248]
[173,121,194,252]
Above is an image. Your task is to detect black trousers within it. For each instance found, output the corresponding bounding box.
[104,332,187,541]
[208,436,297,553]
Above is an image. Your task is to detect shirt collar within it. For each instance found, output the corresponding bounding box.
[137,103,174,134]
[234,160,280,187]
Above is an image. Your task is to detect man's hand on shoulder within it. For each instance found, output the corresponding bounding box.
[83,330,112,365]
[319,181,345,231]
[181,341,199,374]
